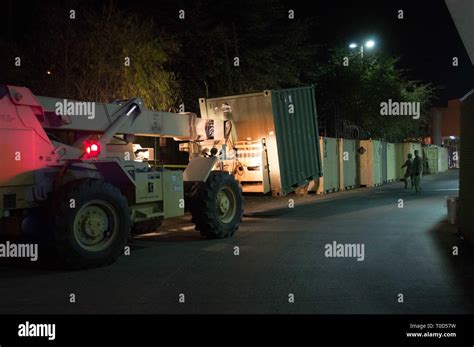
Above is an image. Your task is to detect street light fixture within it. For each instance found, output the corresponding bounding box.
[365,40,375,48]
[349,39,376,58]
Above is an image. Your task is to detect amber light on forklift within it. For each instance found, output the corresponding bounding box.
[83,141,101,158]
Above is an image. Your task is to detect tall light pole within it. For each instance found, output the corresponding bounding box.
[349,40,376,58]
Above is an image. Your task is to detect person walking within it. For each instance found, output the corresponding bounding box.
[401,153,413,189]
[412,150,423,193]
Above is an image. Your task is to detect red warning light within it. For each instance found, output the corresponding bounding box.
[83,141,101,158]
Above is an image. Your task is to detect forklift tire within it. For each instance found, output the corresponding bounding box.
[51,179,131,269]
[189,171,243,239]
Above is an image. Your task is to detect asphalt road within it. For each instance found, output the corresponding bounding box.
[1,170,473,314]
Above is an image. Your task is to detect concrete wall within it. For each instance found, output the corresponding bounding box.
[459,89,474,246]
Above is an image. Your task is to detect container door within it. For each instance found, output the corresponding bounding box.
[271,86,322,195]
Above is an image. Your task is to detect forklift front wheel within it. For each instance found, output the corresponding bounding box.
[189,171,243,239]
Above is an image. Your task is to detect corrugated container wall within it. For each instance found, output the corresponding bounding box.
[199,86,322,196]
[381,142,388,183]
[339,138,358,190]
[438,147,449,172]
[424,146,439,174]
[358,140,383,187]
[316,137,339,194]
[386,143,396,182]
[395,143,404,180]
[459,90,474,246]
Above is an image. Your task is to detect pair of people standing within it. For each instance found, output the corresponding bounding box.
[401,150,423,193]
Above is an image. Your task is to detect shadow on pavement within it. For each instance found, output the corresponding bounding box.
[428,219,474,312]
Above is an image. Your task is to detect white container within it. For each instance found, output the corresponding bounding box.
[316,137,339,194]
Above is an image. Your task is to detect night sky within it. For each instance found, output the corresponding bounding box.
[289,0,473,104]
[3,0,473,105]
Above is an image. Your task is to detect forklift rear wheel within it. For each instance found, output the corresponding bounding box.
[51,179,131,269]
[189,171,243,239]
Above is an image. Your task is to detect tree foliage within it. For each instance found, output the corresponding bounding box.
[3,2,179,110]
[313,49,436,141]
[1,0,437,142]
[151,0,317,111]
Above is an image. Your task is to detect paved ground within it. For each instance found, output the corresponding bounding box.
[1,170,473,314]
